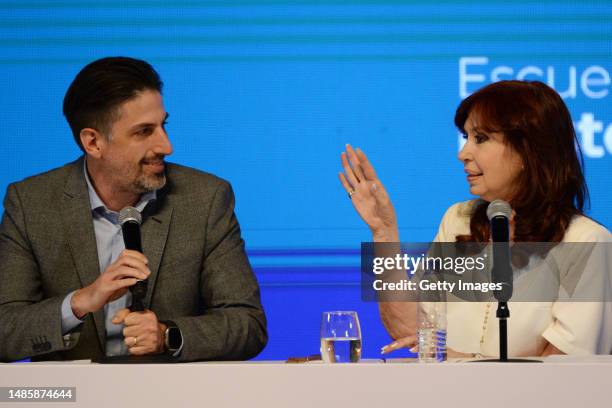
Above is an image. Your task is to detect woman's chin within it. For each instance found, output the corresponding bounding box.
[475,193,511,203]
[469,186,485,198]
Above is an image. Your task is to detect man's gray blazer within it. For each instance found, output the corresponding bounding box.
[0,158,267,362]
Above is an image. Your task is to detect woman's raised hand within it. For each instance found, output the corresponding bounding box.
[338,144,399,242]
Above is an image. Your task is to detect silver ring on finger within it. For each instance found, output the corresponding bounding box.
[348,190,355,199]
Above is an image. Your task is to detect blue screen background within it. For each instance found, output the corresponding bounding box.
[1,1,611,360]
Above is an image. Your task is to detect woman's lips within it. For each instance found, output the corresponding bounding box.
[466,173,483,182]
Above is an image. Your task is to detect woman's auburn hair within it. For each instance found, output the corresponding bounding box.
[454,80,589,243]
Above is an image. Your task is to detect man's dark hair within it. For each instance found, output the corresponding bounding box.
[63,56,163,152]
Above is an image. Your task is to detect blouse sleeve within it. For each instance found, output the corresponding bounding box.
[542,229,612,354]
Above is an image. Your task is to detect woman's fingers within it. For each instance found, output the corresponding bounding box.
[345,144,366,182]
[380,335,417,355]
[341,152,360,187]
[356,147,378,180]
[340,145,377,190]
[338,172,354,195]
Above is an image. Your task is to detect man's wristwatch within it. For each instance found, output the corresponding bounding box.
[160,320,182,354]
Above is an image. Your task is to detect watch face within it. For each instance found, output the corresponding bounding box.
[167,327,182,350]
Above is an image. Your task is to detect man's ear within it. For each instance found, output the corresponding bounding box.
[79,128,106,158]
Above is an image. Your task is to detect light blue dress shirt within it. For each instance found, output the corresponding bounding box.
[60,164,156,357]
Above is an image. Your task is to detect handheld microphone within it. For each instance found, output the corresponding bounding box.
[119,207,146,312]
[487,200,513,302]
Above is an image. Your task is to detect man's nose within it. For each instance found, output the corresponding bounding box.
[155,128,173,156]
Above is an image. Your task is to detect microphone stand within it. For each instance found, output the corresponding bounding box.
[497,301,509,361]
[477,297,539,363]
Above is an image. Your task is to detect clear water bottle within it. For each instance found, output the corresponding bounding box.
[417,301,447,362]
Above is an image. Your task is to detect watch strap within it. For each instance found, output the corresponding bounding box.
[160,320,182,354]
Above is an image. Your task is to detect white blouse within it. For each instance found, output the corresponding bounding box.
[434,200,612,356]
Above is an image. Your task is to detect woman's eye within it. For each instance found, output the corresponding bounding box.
[475,133,488,144]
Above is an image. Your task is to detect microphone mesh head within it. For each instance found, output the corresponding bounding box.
[486,199,512,220]
[119,206,142,226]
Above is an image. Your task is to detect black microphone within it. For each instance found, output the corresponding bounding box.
[119,207,146,312]
[487,200,513,302]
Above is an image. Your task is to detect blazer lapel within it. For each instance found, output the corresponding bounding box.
[140,197,173,309]
[60,158,106,350]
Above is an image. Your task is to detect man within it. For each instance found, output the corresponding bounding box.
[0,57,267,362]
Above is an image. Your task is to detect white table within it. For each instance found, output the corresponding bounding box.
[1,356,611,408]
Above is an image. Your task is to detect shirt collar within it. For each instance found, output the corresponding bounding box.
[83,160,157,220]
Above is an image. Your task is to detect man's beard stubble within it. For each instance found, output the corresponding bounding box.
[131,155,167,193]
[133,171,166,193]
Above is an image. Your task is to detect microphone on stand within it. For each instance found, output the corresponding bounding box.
[487,200,513,302]
[472,200,540,363]
[119,206,146,312]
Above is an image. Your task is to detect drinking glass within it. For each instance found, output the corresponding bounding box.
[320,311,362,363]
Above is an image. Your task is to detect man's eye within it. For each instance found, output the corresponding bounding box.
[136,127,153,136]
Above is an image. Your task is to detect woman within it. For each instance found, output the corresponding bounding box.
[339,80,611,357]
